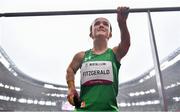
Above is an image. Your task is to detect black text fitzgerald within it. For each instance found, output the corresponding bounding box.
[82,70,110,76]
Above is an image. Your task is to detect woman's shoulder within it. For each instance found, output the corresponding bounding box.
[74,49,93,61]
[75,51,85,60]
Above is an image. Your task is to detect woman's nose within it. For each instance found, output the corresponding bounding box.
[99,23,104,27]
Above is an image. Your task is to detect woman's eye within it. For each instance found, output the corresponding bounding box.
[103,22,109,26]
[94,21,109,27]
[94,22,100,26]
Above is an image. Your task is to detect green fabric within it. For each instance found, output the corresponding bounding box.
[76,48,120,111]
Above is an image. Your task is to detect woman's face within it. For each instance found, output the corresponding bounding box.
[91,17,111,39]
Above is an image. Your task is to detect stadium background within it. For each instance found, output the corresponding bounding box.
[0,46,179,111]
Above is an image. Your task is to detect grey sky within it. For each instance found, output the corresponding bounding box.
[0,0,180,86]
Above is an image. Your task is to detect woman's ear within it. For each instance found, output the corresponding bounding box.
[89,25,93,38]
[108,32,112,39]
[89,32,92,37]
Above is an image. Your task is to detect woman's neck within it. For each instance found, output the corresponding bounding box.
[92,45,108,55]
[92,37,108,54]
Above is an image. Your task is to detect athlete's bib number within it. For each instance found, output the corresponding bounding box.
[80,61,113,86]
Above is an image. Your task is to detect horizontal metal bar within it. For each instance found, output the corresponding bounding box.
[0,7,180,17]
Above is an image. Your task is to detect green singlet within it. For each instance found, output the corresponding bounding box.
[76,48,121,111]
